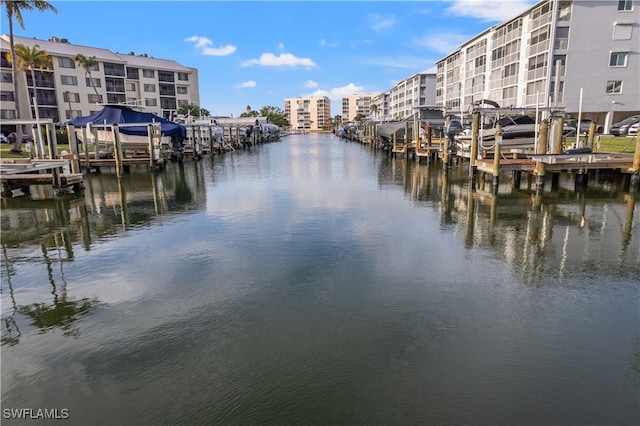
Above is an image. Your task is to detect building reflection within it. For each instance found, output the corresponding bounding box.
[1,162,208,344]
[377,158,640,283]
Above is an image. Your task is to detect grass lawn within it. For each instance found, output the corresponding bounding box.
[0,143,71,159]
[597,135,638,153]
[562,135,637,153]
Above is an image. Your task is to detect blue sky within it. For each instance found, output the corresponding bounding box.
[2,0,536,117]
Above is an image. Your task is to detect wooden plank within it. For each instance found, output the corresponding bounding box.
[0,173,83,184]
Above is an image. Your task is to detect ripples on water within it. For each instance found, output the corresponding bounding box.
[1,133,639,425]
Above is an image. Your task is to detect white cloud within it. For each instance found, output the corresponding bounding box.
[305,83,364,100]
[320,39,341,48]
[445,0,537,22]
[413,32,470,54]
[235,80,256,89]
[368,14,398,31]
[330,83,364,98]
[308,89,331,98]
[185,35,236,56]
[278,43,285,51]
[304,80,318,89]
[241,53,316,68]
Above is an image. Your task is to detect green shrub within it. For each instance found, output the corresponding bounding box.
[56,129,69,145]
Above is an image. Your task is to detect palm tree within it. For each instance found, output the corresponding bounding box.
[178,103,201,117]
[2,0,57,152]
[7,44,52,152]
[369,104,379,121]
[6,44,52,152]
[73,53,101,99]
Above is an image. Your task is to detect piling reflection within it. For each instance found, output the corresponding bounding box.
[378,159,640,283]
[1,162,207,344]
[16,239,97,340]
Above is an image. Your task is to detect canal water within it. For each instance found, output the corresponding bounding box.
[2,133,639,425]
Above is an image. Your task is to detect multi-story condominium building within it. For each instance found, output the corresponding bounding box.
[369,69,437,122]
[388,70,437,121]
[284,96,331,131]
[0,35,200,123]
[435,0,639,131]
[341,93,380,122]
[371,92,390,121]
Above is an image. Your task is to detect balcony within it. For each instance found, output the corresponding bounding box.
[554,38,568,50]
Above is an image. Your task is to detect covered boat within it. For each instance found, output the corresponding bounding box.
[69,105,186,138]
[377,109,447,146]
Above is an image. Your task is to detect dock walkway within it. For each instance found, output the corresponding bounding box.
[1,159,84,197]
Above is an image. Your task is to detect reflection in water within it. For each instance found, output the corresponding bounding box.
[1,162,207,346]
[1,245,21,346]
[1,135,638,425]
[16,239,97,340]
[387,157,640,284]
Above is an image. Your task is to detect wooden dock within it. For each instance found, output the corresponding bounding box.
[474,152,634,174]
[1,159,84,197]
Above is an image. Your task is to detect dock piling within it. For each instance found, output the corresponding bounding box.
[630,136,640,192]
[492,124,502,194]
[66,123,80,174]
[112,124,124,178]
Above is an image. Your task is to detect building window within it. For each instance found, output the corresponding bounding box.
[1,109,17,119]
[103,62,125,77]
[528,53,547,70]
[0,52,11,68]
[145,98,157,107]
[557,1,571,21]
[504,63,518,77]
[158,71,175,82]
[127,83,136,91]
[1,90,15,101]
[107,93,126,103]
[178,72,189,81]
[86,77,102,88]
[618,0,632,11]
[160,97,177,109]
[58,57,75,68]
[1,72,12,83]
[609,52,628,67]
[126,67,139,79]
[60,75,78,85]
[63,92,80,102]
[143,69,155,78]
[176,86,188,95]
[105,78,125,92]
[144,84,156,92]
[65,110,82,120]
[606,80,622,94]
[159,83,175,96]
[88,94,103,103]
[178,99,188,107]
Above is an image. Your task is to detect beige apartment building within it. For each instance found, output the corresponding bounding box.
[284,96,331,131]
[341,94,379,122]
[0,35,200,123]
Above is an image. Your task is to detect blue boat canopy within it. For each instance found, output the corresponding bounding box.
[69,105,186,138]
